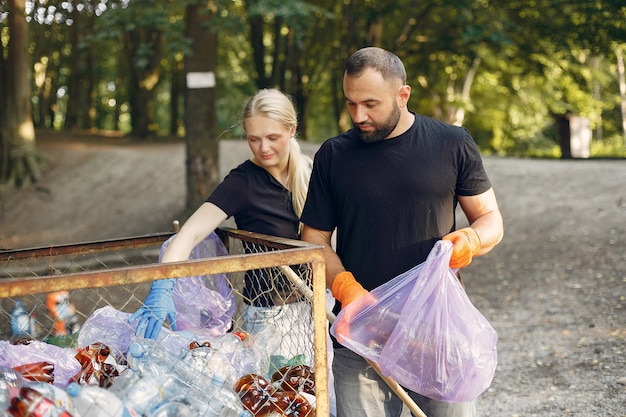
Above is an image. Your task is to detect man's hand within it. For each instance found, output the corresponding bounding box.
[331,271,368,309]
[442,227,482,268]
[331,272,374,344]
[129,278,177,339]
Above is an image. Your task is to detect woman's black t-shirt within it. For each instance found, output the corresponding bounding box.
[207,160,300,306]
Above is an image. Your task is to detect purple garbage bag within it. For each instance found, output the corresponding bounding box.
[160,232,236,336]
[332,240,497,403]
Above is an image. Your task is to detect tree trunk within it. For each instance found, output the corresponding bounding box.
[246,0,269,89]
[0,0,40,187]
[170,58,184,136]
[556,114,573,159]
[125,28,163,138]
[183,3,219,212]
[617,46,626,145]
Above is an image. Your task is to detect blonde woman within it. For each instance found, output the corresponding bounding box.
[132,89,314,364]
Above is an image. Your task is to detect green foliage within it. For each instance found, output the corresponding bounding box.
[5,0,626,156]
[590,135,626,158]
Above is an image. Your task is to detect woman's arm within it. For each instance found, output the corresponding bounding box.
[160,202,229,263]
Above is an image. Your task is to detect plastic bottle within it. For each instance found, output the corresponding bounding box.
[183,344,237,387]
[46,292,79,337]
[0,367,26,413]
[12,362,54,385]
[7,386,72,417]
[203,373,253,417]
[207,332,266,380]
[65,383,136,417]
[145,399,195,417]
[126,340,251,417]
[26,382,72,411]
[11,301,36,338]
[107,370,172,416]
[125,341,191,389]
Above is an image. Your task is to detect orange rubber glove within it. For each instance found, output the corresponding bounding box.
[442,227,482,268]
[331,271,368,309]
[331,271,371,344]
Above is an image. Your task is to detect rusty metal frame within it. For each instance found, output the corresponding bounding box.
[0,228,329,417]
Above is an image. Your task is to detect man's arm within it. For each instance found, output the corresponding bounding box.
[301,225,345,289]
[457,187,504,256]
[302,224,369,308]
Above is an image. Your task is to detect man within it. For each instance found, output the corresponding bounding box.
[300,47,504,417]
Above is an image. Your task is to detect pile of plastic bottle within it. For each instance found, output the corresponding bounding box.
[1,307,316,417]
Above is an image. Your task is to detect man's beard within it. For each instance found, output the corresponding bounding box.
[355,104,401,144]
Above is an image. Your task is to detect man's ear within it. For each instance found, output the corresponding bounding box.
[398,84,411,108]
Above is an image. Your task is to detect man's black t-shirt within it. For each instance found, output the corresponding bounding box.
[301,113,492,292]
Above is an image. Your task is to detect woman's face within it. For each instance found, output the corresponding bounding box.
[245,114,294,171]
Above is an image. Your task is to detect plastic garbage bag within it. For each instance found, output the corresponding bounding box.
[79,306,195,356]
[160,232,236,336]
[331,240,497,403]
[0,340,82,388]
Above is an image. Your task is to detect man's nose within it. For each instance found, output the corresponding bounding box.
[352,105,368,124]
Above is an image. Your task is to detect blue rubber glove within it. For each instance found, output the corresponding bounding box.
[129,279,177,339]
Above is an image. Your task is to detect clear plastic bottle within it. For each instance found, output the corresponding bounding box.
[203,332,265,381]
[183,344,237,387]
[145,399,195,417]
[126,340,251,417]
[202,373,253,417]
[0,367,26,413]
[65,383,136,417]
[107,370,172,416]
[27,382,72,411]
[125,340,195,393]
[11,300,35,338]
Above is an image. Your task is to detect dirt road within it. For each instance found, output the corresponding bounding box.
[0,134,625,416]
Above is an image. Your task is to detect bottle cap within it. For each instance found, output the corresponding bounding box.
[128,342,146,359]
[65,382,81,397]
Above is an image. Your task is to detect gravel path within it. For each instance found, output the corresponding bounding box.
[470,157,626,417]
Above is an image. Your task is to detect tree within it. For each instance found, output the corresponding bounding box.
[242,0,333,138]
[0,0,40,188]
[183,1,220,211]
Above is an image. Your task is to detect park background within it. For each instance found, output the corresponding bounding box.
[1,1,625,416]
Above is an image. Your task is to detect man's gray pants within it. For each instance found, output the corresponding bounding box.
[332,348,479,417]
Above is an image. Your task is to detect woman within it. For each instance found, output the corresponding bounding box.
[131,88,314,363]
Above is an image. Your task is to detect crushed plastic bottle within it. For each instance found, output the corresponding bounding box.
[204,373,254,417]
[12,362,55,385]
[108,370,172,416]
[145,399,195,417]
[65,383,136,417]
[183,342,237,387]
[126,340,252,417]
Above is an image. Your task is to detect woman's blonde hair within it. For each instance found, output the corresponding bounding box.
[243,89,312,221]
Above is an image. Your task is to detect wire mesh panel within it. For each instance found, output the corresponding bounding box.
[0,229,328,417]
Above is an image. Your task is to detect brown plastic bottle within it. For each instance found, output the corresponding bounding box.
[7,386,73,417]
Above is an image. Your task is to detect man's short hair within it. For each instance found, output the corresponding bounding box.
[345,47,407,84]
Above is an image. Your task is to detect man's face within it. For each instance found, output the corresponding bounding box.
[343,68,403,143]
